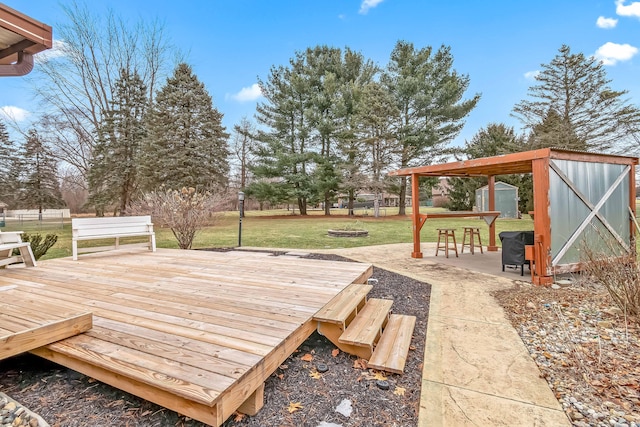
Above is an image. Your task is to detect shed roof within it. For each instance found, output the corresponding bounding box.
[0,4,52,65]
[389,148,638,178]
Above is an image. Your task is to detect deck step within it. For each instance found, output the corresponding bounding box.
[368,314,416,374]
[313,284,372,327]
[338,298,392,350]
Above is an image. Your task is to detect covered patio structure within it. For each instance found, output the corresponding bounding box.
[389,148,638,285]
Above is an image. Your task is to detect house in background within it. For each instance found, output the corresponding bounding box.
[431,177,451,207]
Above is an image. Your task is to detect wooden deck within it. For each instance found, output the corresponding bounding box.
[0,249,373,426]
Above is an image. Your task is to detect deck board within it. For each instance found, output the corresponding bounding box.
[0,248,372,426]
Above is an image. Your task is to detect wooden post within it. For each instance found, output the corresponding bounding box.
[532,158,553,286]
[630,163,637,258]
[487,176,498,251]
[411,173,423,258]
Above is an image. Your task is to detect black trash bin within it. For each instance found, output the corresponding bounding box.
[499,231,534,276]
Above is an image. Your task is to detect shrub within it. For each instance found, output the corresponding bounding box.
[130,187,226,249]
[21,233,58,260]
[581,244,640,318]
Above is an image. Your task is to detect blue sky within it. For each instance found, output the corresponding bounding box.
[1,0,639,148]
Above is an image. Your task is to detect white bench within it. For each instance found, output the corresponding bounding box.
[72,216,156,260]
[0,231,37,268]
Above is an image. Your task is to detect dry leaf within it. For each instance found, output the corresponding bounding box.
[288,402,303,413]
[353,358,368,370]
[277,374,284,380]
[332,348,340,357]
[394,386,406,396]
[309,371,322,379]
[233,412,245,422]
[373,371,387,381]
[300,353,314,362]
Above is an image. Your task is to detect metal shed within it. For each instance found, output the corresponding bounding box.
[475,181,519,219]
[389,148,638,285]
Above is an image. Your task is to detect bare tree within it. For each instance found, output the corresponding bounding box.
[30,1,176,186]
[231,117,257,190]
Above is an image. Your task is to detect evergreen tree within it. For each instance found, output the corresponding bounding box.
[513,44,640,153]
[254,55,315,214]
[381,41,480,215]
[18,129,65,216]
[0,120,20,207]
[447,123,532,213]
[140,63,229,192]
[88,69,148,215]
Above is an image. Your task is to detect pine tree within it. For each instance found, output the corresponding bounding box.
[88,69,148,215]
[513,44,640,153]
[18,129,65,216]
[382,41,480,215]
[0,120,20,207]
[140,63,229,192]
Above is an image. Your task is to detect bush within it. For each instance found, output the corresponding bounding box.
[21,233,58,260]
[581,244,640,318]
[130,187,226,249]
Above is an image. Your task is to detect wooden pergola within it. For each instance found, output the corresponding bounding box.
[0,4,52,76]
[389,148,639,285]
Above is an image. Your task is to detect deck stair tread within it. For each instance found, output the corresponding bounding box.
[338,298,392,349]
[368,314,416,374]
[313,284,372,326]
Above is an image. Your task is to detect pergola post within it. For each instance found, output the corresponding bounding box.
[487,176,498,251]
[532,158,553,285]
[411,173,423,258]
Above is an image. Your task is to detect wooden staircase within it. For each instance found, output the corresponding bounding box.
[313,283,416,374]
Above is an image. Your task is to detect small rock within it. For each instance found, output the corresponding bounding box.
[376,380,390,390]
[317,422,343,427]
[551,284,561,290]
[597,320,613,329]
[526,301,536,309]
[335,399,352,417]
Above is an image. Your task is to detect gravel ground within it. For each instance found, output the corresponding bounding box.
[493,279,640,427]
[0,252,431,427]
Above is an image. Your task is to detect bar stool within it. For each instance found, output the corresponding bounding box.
[436,228,458,258]
[461,226,483,254]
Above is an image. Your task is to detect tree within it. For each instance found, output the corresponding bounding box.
[32,2,175,185]
[254,54,316,215]
[512,44,640,153]
[358,82,399,217]
[382,41,480,215]
[447,123,532,213]
[231,117,257,190]
[0,120,20,208]
[140,63,229,191]
[88,69,148,216]
[18,129,65,216]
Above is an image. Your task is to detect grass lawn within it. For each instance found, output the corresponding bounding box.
[2,207,535,260]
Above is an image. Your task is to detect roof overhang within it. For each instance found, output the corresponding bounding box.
[389,148,639,178]
[0,3,52,76]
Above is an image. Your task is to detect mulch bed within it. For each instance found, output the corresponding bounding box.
[0,252,430,427]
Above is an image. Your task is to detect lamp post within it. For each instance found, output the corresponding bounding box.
[238,191,245,247]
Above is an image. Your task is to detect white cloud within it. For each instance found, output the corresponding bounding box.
[596,16,618,28]
[0,106,30,122]
[338,14,346,20]
[616,0,640,18]
[359,0,384,14]
[524,70,540,80]
[594,41,638,65]
[230,83,262,102]
[34,39,68,63]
